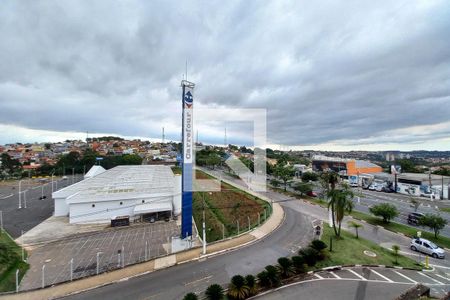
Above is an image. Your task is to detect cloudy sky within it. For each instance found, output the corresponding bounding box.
[1,1,449,151]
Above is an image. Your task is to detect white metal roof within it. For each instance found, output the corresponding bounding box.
[53,165,176,203]
[84,165,106,179]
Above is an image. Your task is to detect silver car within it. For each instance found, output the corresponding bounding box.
[410,238,445,259]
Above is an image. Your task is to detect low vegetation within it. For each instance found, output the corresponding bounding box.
[193,170,271,242]
[0,232,29,292]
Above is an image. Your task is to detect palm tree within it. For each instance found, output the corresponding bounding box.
[245,274,257,296]
[277,257,294,278]
[265,265,281,287]
[392,244,400,264]
[183,293,198,300]
[328,183,354,237]
[227,275,249,300]
[205,284,224,300]
[257,270,270,288]
[348,221,363,239]
[321,172,340,236]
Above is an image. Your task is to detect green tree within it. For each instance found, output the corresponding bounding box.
[293,182,313,196]
[119,154,143,165]
[270,179,281,188]
[347,221,363,239]
[274,163,294,191]
[277,257,294,278]
[301,172,318,182]
[369,203,399,223]
[0,153,22,175]
[183,293,198,300]
[327,184,354,237]
[205,284,224,300]
[397,159,418,173]
[392,244,400,264]
[227,275,249,300]
[418,214,448,238]
[257,271,270,288]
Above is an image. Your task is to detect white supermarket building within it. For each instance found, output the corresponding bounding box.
[52,165,181,224]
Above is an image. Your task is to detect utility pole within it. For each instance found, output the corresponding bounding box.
[72,168,75,184]
[224,127,227,149]
[162,127,165,144]
[0,210,3,233]
[442,175,445,200]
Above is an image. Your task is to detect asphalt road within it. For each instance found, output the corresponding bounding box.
[256,278,415,300]
[354,189,450,238]
[0,175,83,238]
[62,202,315,299]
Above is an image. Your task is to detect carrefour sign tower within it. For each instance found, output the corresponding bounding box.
[181,80,195,239]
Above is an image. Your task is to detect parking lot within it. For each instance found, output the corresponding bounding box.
[19,220,185,290]
[0,176,83,238]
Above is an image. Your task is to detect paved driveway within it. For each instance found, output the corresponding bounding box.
[20,221,180,290]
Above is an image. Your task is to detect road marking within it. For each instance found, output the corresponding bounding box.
[429,264,450,270]
[184,275,213,286]
[314,273,324,279]
[418,272,444,284]
[433,274,450,282]
[393,270,417,284]
[0,194,13,199]
[330,271,340,279]
[348,269,367,280]
[370,269,393,282]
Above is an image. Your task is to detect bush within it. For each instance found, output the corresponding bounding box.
[310,240,327,251]
[183,293,198,300]
[257,270,270,288]
[228,275,249,300]
[291,255,307,274]
[265,265,281,287]
[299,247,319,266]
[245,274,257,296]
[205,284,224,300]
[277,257,294,278]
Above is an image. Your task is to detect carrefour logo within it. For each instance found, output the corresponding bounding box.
[184,91,193,108]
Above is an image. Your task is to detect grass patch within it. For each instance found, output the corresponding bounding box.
[350,211,450,249]
[439,207,450,213]
[171,166,182,175]
[316,223,421,270]
[0,231,29,292]
[193,170,270,243]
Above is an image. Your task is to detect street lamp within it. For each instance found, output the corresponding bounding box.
[18,180,22,209]
[202,193,206,255]
[96,252,103,275]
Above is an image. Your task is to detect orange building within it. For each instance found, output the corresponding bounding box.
[312,155,382,176]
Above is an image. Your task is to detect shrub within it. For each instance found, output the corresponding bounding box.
[291,255,306,274]
[205,284,224,300]
[277,257,294,278]
[245,274,257,296]
[183,293,198,300]
[299,247,319,266]
[228,275,249,300]
[265,265,281,287]
[257,270,270,288]
[310,240,327,251]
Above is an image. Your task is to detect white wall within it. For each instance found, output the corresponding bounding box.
[54,197,69,216]
[173,175,182,215]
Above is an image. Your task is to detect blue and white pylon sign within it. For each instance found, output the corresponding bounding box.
[181,80,195,239]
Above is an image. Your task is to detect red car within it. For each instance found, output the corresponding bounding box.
[307,191,317,197]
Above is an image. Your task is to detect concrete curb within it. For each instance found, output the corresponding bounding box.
[1,172,285,300]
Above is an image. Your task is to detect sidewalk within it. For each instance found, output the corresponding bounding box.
[1,174,284,300]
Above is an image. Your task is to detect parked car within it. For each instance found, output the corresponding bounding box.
[410,238,445,259]
[382,186,394,193]
[350,183,358,187]
[62,176,68,180]
[368,184,376,191]
[407,212,425,225]
[307,191,317,197]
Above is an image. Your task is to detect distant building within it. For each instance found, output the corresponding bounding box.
[312,155,382,176]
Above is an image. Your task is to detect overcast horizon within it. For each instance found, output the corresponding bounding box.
[1,1,450,151]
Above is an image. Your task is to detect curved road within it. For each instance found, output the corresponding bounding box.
[62,203,314,299]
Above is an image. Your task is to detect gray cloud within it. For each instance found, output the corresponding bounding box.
[1,1,450,148]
